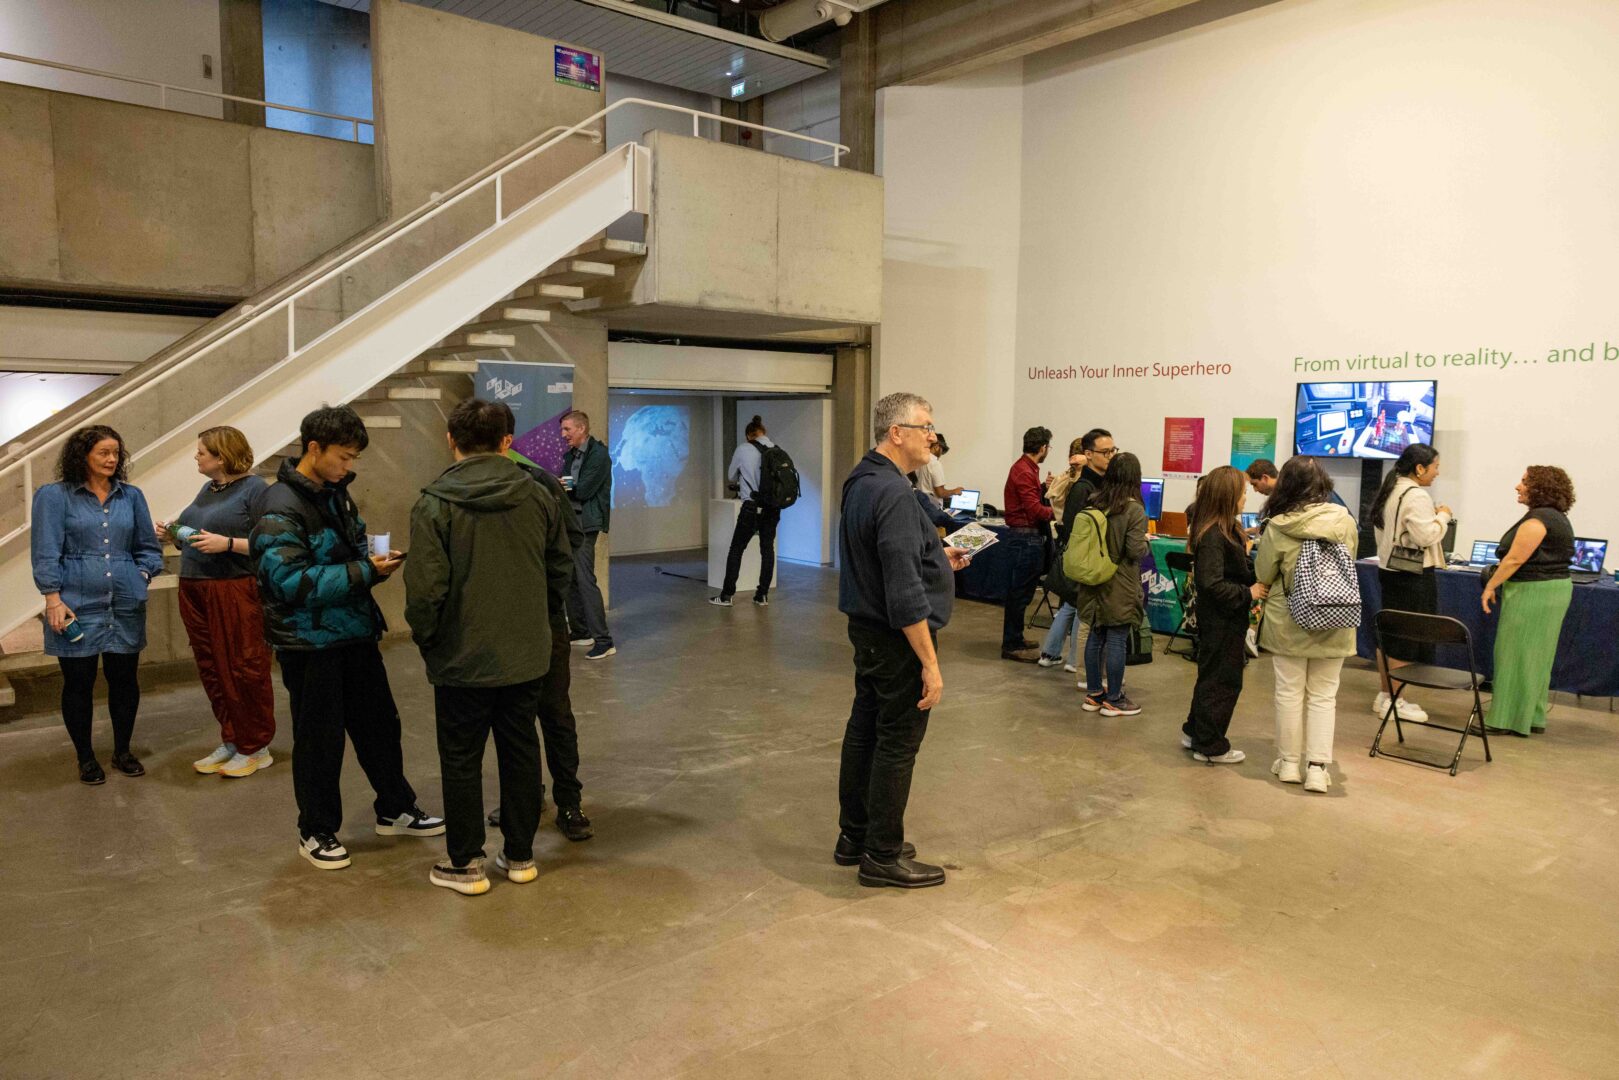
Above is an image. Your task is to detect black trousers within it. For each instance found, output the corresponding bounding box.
[435,678,545,866]
[538,610,582,808]
[1182,609,1246,757]
[58,652,140,762]
[837,619,932,862]
[1001,532,1047,650]
[720,500,781,599]
[278,643,417,838]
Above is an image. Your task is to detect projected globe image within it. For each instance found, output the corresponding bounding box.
[613,404,691,508]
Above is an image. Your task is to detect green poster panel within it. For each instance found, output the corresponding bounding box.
[1230,417,1277,470]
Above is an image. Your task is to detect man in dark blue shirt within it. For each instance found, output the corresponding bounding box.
[836,392,969,890]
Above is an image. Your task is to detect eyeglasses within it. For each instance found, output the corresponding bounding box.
[1089,447,1119,458]
[894,423,936,434]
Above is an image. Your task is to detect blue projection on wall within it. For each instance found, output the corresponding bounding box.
[611,404,691,509]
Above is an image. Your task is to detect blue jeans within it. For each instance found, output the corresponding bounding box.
[1001,533,1048,650]
[1083,623,1130,703]
[1041,602,1083,667]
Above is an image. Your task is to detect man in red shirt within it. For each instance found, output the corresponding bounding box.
[1000,426,1054,661]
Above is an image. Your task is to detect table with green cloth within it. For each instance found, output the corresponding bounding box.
[1144,535,1188,633]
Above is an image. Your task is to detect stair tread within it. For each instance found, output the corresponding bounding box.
[533,260,617,286]
[568,238,646,262]
[509,282,586,301]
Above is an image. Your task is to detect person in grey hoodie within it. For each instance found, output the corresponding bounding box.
[406,399,574,895]
[1253,457,1359,794]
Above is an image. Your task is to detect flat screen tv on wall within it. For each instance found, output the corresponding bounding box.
[1293,380,1436,460]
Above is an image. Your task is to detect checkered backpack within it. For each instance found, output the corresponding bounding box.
[1286,538,1362,631]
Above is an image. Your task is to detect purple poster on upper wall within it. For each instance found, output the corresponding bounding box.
[555,46,601,92]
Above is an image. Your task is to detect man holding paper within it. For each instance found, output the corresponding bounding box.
[835,393,970,890]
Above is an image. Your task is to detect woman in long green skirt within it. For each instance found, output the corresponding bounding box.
[1481,467,1578,737]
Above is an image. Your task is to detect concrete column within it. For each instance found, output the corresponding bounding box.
[832,343,871,476]
[839,12,877,173]
[218,0,266,127]
[719,98,765,150]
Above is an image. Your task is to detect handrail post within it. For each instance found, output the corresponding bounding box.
[692,113,700,138]
[352,119,360,141]
[494,173,504,222]
[286,301,295,355]
[159,84,168,108]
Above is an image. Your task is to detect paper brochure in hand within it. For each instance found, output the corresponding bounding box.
[945,522,999,556]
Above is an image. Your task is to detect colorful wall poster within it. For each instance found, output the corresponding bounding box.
[475,360,574,474]
[1162,416,1205,476]
[1229,417,1278,470]
[554,46,601,92]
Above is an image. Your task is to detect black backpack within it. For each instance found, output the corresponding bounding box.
[752,441,800,509]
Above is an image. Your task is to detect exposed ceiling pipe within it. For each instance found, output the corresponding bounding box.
[758,0,889,43]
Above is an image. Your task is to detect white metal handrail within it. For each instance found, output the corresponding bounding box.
[0,51,375,141]
[0,96,850,544]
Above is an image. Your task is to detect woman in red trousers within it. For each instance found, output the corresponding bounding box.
[157,427,276,777]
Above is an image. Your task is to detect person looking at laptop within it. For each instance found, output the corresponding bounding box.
[914,433,962,510]
[1480,466,1577,738]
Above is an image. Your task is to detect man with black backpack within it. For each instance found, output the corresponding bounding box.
[710,415,799,607]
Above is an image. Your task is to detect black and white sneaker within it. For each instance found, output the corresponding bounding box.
[570,635,593,647]
[708,595,733,607]
[586,642,616,660]
[753,595,769,607]
[299,833,351,870]
[375,806,447,837]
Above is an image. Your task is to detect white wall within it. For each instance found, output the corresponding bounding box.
[0,0,224,118]
[876,64,1022,506]
[0,372,114,444]
[763,66,840,163]
[737,398,834,565]
[606,72,719,150]
[879,0,1619,549]
[0,307,207,371]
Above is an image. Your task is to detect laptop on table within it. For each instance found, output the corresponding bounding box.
[1571,538,1608,584]
[948,489,981,516]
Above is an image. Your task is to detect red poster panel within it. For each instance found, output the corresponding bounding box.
[1163,417,1205,476]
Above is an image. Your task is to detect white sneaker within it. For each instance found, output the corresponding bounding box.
[299,833,351,870]
[494,851,538,883]
[1062,663,1078,674]
[1193,748,1246,764]
[707,595,732,607]
[219,748,273,778]
[1272,758,1302,784]
[1303,763,1333,793]
[376,807,447,837]
[193,743,235,774]
[1036,654,1062,668]
[1244,627,1260,658]
[1373,692,1428,722]
[1181,734,1193,749]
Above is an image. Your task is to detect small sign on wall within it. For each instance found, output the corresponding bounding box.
[1162,416,1206,477]
[555,46,601,92]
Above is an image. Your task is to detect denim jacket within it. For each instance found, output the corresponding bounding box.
[30,480,165,657]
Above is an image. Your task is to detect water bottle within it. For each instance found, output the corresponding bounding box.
[168,523,200,545]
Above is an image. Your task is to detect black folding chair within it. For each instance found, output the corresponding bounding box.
[1370,610,1492,776]
[1161,550,1198,661]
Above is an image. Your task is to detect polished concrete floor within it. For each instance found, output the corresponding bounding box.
[2,554,1617,1079]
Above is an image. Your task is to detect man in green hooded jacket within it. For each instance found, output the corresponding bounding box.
[405,398,573,895]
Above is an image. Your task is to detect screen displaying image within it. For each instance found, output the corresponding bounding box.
[1571,538,1608,572]
[949,489,980,513]
[1140,478,1164,520]
[608,394,711,555]
[1294,380,1436,459]
[1470,540,1499,565]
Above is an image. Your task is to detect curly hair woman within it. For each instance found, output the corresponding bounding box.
[1480,466,1577,737]
[30,426,165,784]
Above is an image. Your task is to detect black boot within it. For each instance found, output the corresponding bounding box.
[555,806,593,842]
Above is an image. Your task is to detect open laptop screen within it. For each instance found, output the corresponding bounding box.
[949,489,980,513]
[1470,540,1499,565]
[1571,538,1608,573]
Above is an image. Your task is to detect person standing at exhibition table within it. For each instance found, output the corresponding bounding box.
[711,415,785,607]
[913,432,962,509]
[1480,466,1577,738]
[1254,457,1358,794]
[1370,444,1452,722]
[1039,429,1113,676]
[836,392,971,889]
[1075,450,1149,717]
[1000,426,1055,663]
[560,410,615,660]
[30,425,166,785]
[1243,459,1279,537]
[157,427,275,779]
[1181,466,1263,764]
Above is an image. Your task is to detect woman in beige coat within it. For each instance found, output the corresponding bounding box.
[1254,458,1359,794]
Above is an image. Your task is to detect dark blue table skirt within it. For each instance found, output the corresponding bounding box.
[1354,561,1619,697]
[956,523,1155,612]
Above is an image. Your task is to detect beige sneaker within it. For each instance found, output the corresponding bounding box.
[494,851,538,883]
[219,748,273,778]
[193,744,234,774]
[1303,763,1333,793]
[1271,758,1302,784]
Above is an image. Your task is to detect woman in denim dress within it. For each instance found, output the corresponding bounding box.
[31,426,165,785]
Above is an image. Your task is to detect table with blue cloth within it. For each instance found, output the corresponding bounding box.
[1353,560,1619,697]
[956,523,1165,619]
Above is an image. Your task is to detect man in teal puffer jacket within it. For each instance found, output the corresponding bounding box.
[251,405,444,873]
